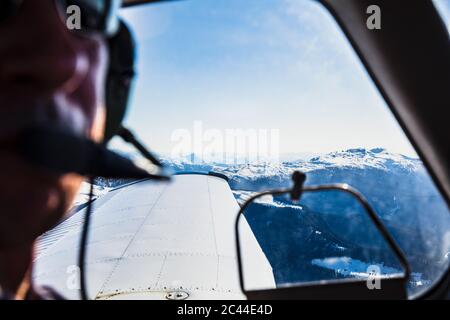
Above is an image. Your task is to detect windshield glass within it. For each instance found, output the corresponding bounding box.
[112,0,450,297]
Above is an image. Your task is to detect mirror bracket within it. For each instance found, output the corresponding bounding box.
[290,171,306,201]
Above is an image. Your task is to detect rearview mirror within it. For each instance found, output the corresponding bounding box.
[235,171,411,299]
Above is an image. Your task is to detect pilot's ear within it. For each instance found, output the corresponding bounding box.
[104,20,136,143]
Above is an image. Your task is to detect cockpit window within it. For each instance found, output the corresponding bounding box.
[116,0,450,297]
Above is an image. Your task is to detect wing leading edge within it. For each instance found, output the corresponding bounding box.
[33,174,275,300]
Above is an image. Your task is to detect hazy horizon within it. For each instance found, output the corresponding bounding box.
[114,0,424,158]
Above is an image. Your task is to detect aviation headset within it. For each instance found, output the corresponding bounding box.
[104,19,136,143]
[0,0,136,138]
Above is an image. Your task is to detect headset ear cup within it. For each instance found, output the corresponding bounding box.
[104,20,136,143]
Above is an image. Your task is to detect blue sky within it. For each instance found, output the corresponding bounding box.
[435,0,450,33]
[113,0,447,158]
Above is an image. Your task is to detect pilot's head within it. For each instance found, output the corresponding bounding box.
[0,0,120,293]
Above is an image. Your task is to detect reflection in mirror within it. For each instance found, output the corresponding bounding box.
[235,174,410,299]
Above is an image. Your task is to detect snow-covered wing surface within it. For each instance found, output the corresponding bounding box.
[33,175,275,300]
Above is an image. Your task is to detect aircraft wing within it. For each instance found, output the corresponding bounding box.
[33,174,275,300]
